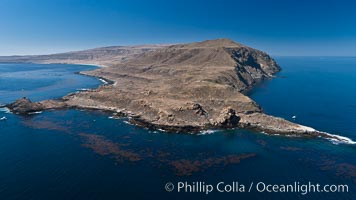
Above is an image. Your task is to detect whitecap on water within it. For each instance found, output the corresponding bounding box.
[0,107,11,114]
[323,132,356,145]
[123,121,132,125]
[157,128,167,132]
[77,88,91,91]
[28,111,43,115]
[198,129,218,135]
[108,116,120,119]
[99,78,109,84]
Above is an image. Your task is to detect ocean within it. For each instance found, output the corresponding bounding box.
[0,58,355,200]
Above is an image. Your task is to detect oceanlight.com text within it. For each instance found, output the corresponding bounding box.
[164,181,349,195]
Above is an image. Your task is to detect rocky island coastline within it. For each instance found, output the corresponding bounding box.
[1,39,353,143]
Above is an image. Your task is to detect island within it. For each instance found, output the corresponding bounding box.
[1,39,349,142]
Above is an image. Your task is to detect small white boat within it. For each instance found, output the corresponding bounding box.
[292,115,296,119]
[0,116,7,121]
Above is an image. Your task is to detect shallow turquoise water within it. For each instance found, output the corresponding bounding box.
[0,60,355,199]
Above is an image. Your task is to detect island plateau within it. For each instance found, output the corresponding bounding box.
[2,39,346,141]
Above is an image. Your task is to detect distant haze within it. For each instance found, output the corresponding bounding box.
[1,0,355,56]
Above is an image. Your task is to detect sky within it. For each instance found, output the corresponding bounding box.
[0,0,355,56]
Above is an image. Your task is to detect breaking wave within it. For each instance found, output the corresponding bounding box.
[322,132,356,145]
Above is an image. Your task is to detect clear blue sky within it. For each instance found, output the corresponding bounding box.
[1,0,355,56]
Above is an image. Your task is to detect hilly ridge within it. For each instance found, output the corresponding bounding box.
[89,38,280,92]
[0,45,167,66]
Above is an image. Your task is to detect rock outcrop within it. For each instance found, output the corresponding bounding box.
[6,97,66,114]
[214,107,241,127]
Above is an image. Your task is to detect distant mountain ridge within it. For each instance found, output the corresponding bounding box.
[0,44,168,66]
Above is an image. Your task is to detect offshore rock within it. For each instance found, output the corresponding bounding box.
[6,97,67,114]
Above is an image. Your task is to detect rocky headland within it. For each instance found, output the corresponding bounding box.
[3,38,350,142]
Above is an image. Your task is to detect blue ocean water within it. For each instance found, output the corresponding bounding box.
[249,57,356,141]
[0,60,355,200]
[0,63,101,104]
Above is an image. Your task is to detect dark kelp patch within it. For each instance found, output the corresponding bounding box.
[79,133,142,162]
[334,163,356,184]
[169,153,257,176]
[22,119,71,134]
[319,158,356,184]
[301,155,356,184]
[256,139,267,147]
[280,146,304,151]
